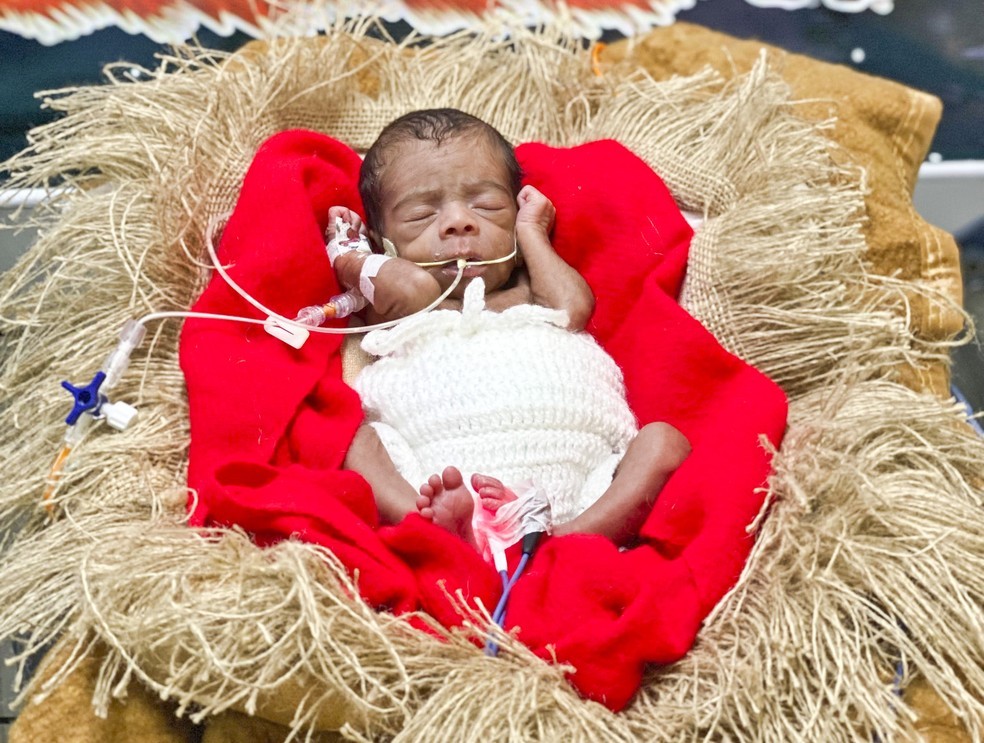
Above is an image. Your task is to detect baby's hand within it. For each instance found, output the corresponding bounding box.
[325,206,365,242]
[515,185,555,236]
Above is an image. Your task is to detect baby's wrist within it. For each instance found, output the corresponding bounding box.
[334,250,368,290]
[516,217,550,233]
[515,222,552,250]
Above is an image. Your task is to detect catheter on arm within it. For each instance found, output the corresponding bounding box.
[204,212,516,338]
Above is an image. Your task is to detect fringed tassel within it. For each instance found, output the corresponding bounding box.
[625,380,984,741]
[1,17,981,743]
[579,54,953,399]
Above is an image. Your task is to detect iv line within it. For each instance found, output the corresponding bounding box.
[46,213,512,513]
[194,212,511,336]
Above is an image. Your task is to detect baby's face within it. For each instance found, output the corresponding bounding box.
[375,133,518,297]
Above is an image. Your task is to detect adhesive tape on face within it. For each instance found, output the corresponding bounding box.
[381,237,399,258]
[358,254,391,304]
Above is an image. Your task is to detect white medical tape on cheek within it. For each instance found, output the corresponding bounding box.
[358,254,392,304]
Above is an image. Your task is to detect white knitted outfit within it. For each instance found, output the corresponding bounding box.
[354,279,638,526]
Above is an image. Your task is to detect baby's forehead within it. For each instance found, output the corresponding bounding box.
[381,132,498,172]
[379,134,512,200]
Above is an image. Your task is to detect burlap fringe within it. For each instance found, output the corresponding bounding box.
[1,17,982,742]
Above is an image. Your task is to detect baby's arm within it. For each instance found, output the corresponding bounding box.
[515,186,595,331]
[327,207,442,322]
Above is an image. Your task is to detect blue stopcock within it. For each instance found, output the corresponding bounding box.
[61,372,107,425]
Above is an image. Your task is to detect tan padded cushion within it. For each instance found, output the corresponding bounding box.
[599,22,964,395]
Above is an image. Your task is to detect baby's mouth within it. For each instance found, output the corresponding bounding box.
[441,262,486,279]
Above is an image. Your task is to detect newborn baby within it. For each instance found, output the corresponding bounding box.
[331,108,690,548]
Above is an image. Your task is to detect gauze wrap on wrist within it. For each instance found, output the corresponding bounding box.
[325,218,371,267]
[358,254,391,304]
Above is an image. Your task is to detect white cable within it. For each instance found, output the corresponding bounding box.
[132,213,503,337]
[413,243,518,268]
[200,212,468,336]
[137,310,269,327]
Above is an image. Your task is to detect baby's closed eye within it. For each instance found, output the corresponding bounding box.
[404,209,436,223]
[471,197,509,212]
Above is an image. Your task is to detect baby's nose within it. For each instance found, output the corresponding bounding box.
[440,203,478,237]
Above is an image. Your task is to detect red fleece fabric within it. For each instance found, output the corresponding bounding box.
[179,130,788,710]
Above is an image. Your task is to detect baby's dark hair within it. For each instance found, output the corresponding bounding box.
[359,108,522,234]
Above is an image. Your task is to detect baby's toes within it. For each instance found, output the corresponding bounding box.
[441,466,464,490]
[481,496,505,513]
[477,485,503,499]
[416,495,435,521]
[472,473,503,491]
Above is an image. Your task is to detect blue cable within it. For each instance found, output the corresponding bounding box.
[484,533,544,657]
[493,569,509,618]
[485,554,530,656]
[492,553,530,625]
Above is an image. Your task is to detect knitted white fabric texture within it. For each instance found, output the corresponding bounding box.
[354,279,639,525]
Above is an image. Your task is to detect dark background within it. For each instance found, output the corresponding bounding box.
[1,0,983,171]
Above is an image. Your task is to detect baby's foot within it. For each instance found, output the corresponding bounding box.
[471,474,517,513]
[417,466,476,547]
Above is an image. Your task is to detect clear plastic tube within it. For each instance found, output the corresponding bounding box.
[291,290,368,326]
[328,288,368,318]
[294,305,327,327]
[43,415,92,514]
[203,212,467,336]
[102,319,147,389]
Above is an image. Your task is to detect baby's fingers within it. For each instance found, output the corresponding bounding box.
[517,184,543,202]
[326,206,365,238]
[348,212,365,235]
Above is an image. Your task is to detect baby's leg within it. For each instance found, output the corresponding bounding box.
[344,423,419,525]
[553,422,691,546]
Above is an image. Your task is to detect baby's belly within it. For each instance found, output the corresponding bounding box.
[355,307,638,522]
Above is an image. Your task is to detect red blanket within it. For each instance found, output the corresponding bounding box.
[179,130,788,711]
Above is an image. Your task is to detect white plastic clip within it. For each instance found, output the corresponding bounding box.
[101,400,138,431]
[263,317,310,349]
